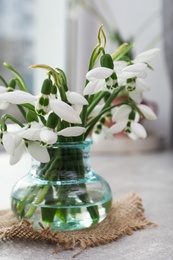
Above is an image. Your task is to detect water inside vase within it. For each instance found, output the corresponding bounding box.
[11,196,112,231]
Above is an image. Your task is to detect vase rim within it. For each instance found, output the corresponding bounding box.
[51,139,93,148]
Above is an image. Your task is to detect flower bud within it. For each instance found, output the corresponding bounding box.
[26,110,38,123]
[41,79,52,94]
[46,112,59,129]
[100,54,114,69]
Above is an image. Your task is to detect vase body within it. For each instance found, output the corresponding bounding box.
[11,140,112,231]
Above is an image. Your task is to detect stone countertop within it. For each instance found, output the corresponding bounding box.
[0,149,173,260]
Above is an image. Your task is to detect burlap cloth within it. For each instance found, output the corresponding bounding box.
[0,193,156,257]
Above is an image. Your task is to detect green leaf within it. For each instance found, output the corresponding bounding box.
[3,62,27,91]
[112,43,134,61]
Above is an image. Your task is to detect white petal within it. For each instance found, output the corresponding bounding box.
[92,131,105,144]
[137,104,157,120]
[0,101,9,109]
[107,121,126,134]
[133,48,160,63]
[0,86,7,93]
[136,78,149,92]
[27,142,50,162]
[0,90,36,104]
[40,129,57,144]
[66,91,88,105]
[112,105,132,122]
[131,122,147,139]
[83,81,98,96]
[94,79,107,93]
[50,99,82,124]
[57,127,86,137]
[121,63,147,78]
[127,132,139,141]
[90,104,104,117]
[9,140,25,165]
[129,91,143,104]
[19,128,41,141]
[113,61,127,70]
[2,133,16,155]
[92,125,108,144]
[86,67,113,81]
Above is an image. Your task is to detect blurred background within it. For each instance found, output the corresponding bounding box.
[0,0,172,151]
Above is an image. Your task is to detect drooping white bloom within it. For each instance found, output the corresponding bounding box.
[137,104,157,120]
[107,105,147,140]
[66,91,88,105]
[0,90,37,104]
[92,125,110,144]
[128,122,147,140]
[84,67,113,95]
[0,86,10,109]
[128,78,149,103]
[2,129,50,165]
[119,63,147,80]
[84,62,148,96]
[50,99,82,124]
[133,48,160,63]
[57,126,86,137]
[27,142,50,162]
[18,122,58,145]
[112,105,132,122]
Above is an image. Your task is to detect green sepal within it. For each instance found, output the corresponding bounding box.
[41,78,52,94]
[129,110,136,120]
[51,84,57,95]
[46,112,59,128]
[26,110,39,123]
[100,54,114,69]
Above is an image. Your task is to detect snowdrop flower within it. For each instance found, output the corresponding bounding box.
[0,90,37,104]
[18,121,57,146]
[92,124,110,143]
[137,104,157,120]
[2,129,50,165]
[0,86,11,109]
[84,61,147,96]
[115,48,160,102]
[92,113,113,143]
[107,105,147,140]
[66,91,88,105]
[127,78,149,103]
[133,48,160,64]
[57,126,86,137]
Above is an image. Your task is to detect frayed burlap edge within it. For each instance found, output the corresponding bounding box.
[0,192,156,257]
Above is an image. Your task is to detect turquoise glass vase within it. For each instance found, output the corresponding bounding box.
[11,140,112,231]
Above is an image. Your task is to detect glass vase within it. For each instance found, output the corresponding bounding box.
[11,140,112,231]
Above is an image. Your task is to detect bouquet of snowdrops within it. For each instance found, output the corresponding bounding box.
[0,26,159,165]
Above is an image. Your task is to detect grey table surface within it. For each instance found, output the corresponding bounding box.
[0,149,173,260]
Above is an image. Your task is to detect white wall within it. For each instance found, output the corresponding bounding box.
[33,0,67,93]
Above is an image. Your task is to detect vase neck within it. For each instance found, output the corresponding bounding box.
[32,141,92,181]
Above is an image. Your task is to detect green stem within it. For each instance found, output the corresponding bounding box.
[1,114,24,129]
[3,63,27,91]
[0,75,8,87]
[87,92,105,117]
